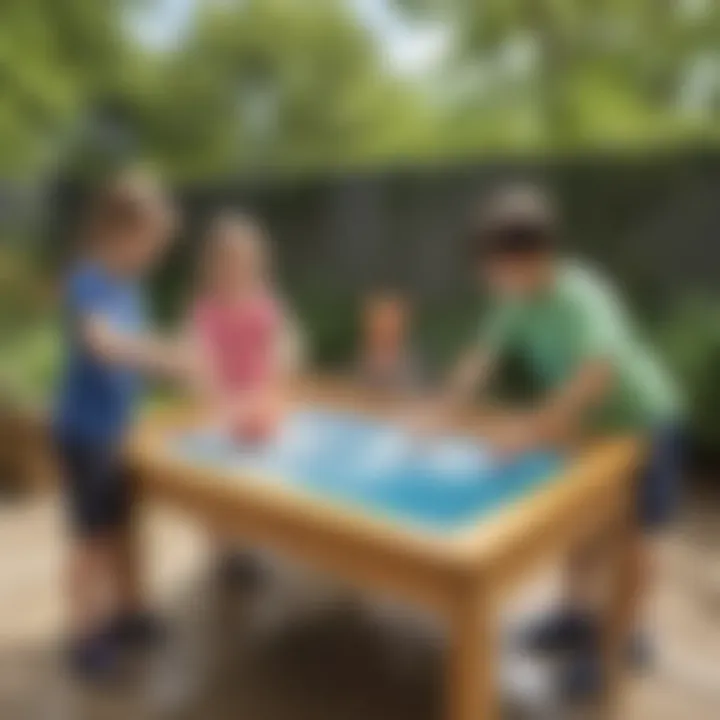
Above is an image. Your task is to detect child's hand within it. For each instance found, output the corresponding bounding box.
[161,345,199,384]
[403,399,447,440]
[487,413,542,460]
[218,392,283,444]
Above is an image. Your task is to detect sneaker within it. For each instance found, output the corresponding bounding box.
[559,633,654,705]
[105,611,166,648]
[215,550,265,589]
[559,650,604,704]
[522,610,597,655]
[627,632,654,672]
[67,633,116,681]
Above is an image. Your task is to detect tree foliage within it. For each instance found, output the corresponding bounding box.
[393,0,720,151]
[116,0,438,179]
[0,0,131,176]
[2,0,720,180]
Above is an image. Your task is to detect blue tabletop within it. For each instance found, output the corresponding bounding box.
[172,409,562,534]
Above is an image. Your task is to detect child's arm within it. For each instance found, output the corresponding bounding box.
[491,278,624,455]
[531,360,613,442]
[409,347,496,435]
[80,314,190,380]
[491,360,613,456]
[413,302,515,433]
[442,346,496,413]
[68,268,190,381]
[176,317,225,403]
[440,300,519,415]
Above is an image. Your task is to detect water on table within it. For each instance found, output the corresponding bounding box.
[173,409,561,533]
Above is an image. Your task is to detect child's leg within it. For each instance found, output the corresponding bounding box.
[110,464,143,615]
[524,538,607,654]
[55,438,123,676]
[565,538,607,610]
[102,525,164,645]
[624,533,656,665]
[555,529,648,638]
[556,426,682,701]
[536,515,658,660]
[103,466,166,645]
[628,424,682,637]
[65,535,112,639]
[56,439,113,636]
[111,522,143,617]
[532,425,681,650]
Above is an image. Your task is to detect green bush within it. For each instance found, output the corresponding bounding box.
[653,298,720,456]
[0,321,61,408]
[292,287,360,368]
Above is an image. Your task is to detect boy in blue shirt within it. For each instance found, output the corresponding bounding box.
[54,171,188,678]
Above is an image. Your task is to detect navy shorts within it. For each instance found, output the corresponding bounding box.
[638,425,683,531]
[54,434,134,538]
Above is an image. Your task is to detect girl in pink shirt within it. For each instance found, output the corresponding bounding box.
[189,212,288,443]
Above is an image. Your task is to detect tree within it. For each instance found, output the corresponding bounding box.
[0,0,131,177]
[5,0,719,179]
[392,0,720,151]
[116,0,437,179]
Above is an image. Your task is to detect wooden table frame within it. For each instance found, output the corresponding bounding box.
[128,381,644,720]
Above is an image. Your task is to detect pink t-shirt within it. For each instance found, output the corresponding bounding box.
[192,293,280,394]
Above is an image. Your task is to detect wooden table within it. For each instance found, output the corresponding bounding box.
[128,380,644,720]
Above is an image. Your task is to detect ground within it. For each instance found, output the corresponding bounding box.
[0,492,718,720]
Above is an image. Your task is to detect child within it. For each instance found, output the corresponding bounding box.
[53,171,187,678]
[187,212,297,585]
[188,211,292,442]
[356,291,422,395]
[427,183,683,700]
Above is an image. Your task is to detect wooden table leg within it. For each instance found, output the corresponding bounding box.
[601,494,638,718]
[447,586,497,720]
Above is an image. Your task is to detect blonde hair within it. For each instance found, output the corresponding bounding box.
[207,210,269,251]
[200,209,275,294]
[202,211,305,372]
[84,168,175,244]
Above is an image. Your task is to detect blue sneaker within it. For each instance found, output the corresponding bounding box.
[560,650,604,704]
[560,633,654,704]
[522,610,597,655]
[67,634,116,681]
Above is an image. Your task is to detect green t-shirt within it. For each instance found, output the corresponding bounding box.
[479,261,682,431]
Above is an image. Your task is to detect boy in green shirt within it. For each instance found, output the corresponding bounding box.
[428,184,682,701]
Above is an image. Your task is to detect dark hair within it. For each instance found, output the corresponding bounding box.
[469,183,559,259]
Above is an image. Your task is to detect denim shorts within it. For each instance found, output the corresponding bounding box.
[638,424,683,531]
[54,434,134,538]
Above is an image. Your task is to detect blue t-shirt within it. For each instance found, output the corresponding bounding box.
[54,262,146,444]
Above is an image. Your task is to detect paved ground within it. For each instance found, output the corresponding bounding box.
[0,492,718,720]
